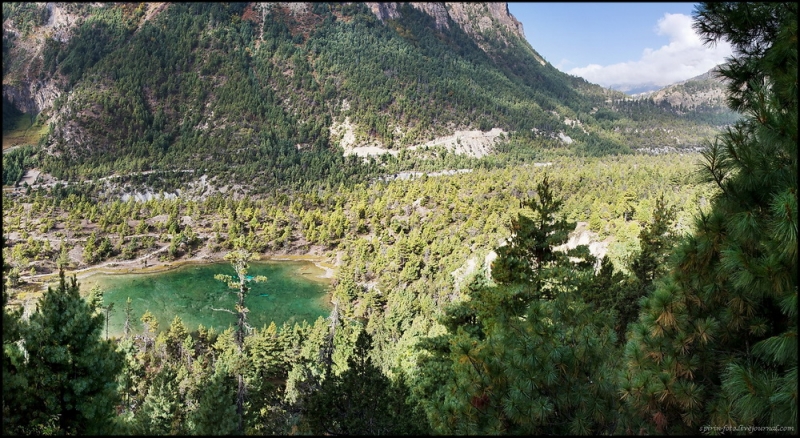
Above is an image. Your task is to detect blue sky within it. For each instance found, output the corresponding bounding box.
[507,3,733,93]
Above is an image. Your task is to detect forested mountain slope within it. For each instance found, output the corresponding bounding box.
[2,3,795,435]
[4,2,735,191]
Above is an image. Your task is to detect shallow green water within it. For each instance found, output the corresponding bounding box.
[82,261,331,338]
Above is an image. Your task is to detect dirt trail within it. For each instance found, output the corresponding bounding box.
[20,245,173,284]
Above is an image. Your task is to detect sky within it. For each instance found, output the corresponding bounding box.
[507,2,733,94]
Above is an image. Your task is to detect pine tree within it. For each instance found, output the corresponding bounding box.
[620,3,797,433]
[165,315,190,363]
[141,309,159,354]
[115,336,144,421]
[588,194,680,344]
[243,322,291,435]
[415,184,618,434]
[583,255,634,342]
[133,364,186,435]
[2,240,28,435]
[303,329,428,435]
[213,247,267,434]
[630,193,678,287]
[123,296,133,339]
[187,368,238,435]
[14,270,124,435]
[415,278,618,434]
[491,175,595,299]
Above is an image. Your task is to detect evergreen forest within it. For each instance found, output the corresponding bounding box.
[3,2,737,190]
[2,2,797,436]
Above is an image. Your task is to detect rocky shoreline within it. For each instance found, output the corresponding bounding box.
[8,242,338,316]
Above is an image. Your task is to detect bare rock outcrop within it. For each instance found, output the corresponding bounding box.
[3,79,62,115]
[365,2,527,51]
[257,2,310,15]
[445,3,525,41]
[409,128,507,158]
[367,2,401,21]
[410,3,451,30]
[2,3,83,114]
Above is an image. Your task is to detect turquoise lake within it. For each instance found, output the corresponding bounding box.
[81,260,332,338]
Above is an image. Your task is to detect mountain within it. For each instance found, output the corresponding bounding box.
[609,82,662,96]
[644,67,729,110]
[2,2,733,192]
[628,66,739,127]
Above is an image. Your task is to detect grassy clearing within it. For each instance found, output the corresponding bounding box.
[2,112,48,152]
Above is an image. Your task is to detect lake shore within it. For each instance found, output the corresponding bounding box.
[14,242,337,301]
[74,253,335,281]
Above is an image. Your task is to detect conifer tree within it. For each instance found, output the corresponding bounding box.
[630,193,678,287]
[187,368,238,435]
[141,309,159,353]
[582,255,631,341]
[620,3,797,433]
[415,183,617,434]
[13,270,124,435]
[133,364,186,435]
[583,255,625,312]
[416,277,618,434]
[2,241,28,435]
[115,337,144,421]
[303,329,428,435]
[165,315,190,363]
[123,296,133,339]
[587,194,679,343]
[491,175,595,299]
[243,322,292,434]
[214,247,267,434]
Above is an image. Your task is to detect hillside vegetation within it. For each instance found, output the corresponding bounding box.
[3,2,736,191]
[2,2,794,436]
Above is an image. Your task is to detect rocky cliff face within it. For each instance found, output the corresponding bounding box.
[409,3,451,30]
[3,79,62,116]
[3,2,527,118]
[367,2,402,22]
[444,3,525,42]
[366,2,526,51]
[259,1,526,47]
[1,3,85,114]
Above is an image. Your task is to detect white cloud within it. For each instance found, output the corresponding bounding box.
[554,58,573,71]
[567,13,733,92]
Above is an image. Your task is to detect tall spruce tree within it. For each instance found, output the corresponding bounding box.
[242,322,292,435]
[133,364,186,435]
[491,175,595,299]
[582,255,630,342]
[630,193,679,287]
[415,181,617,434]
[214,248,267,434]
[587,194,680,344]
[13,270,124,435]
[620,3,797,434]
[416,282,619,434]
